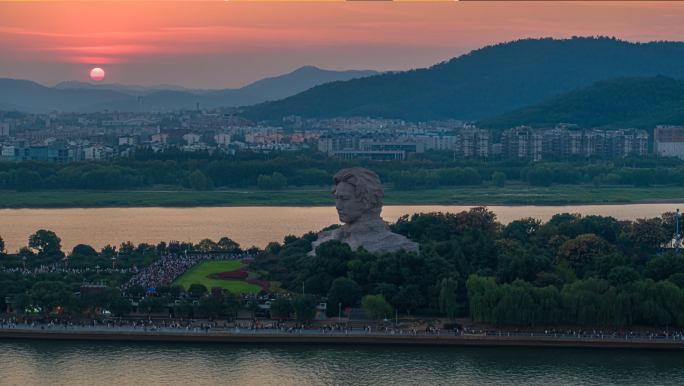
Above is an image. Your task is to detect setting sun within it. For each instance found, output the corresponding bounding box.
[90,67,105,81]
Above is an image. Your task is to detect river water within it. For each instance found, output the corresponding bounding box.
[0,340,683,386]
[0,204,680,252]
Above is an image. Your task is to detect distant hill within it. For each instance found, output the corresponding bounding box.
[0,66,379,113]
[243,37,684,122]
[52,81,211,96]
[476,76,684,139]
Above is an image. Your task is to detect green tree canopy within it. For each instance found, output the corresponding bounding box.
[270,297,293,318]
[361,294,393,320]
[28,230,62,256]
[188,283,208,295]
[439,278,459,320]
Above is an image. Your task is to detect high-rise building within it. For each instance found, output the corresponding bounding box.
[137,95,146,112]
[654,125,684,159]
[457,126,491,157]
[501,126,542,160]
[502,124,649,160]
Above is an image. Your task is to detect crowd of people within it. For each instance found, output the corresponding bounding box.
[127,253,249,289]
[2,265,135,275]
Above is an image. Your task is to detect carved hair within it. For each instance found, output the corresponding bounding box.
[331,167,384,214]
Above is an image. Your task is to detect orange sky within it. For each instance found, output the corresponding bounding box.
[2,1,684,88]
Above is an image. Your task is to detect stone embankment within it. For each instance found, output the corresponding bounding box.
[2,330,684,350]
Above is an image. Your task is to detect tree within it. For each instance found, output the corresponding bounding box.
[497,246,552,283]
[119,241,135,254]
[101,245,116,255]
[156,285,171,296]
[72,244,97,257]
[292,295,318,321]
[257,172,287,190]
[556,234,613,269]
[127,284,146,297]
[222,291,243,317]
[189,170,214,191]
[270,297,293,318]
[217,237,240,250]
[109,293,133,317]
[392,285,424,315]
[169,285,184,298]
[12,293,31,316]
[196,238,218,252]
[439,278,459,320]
[139,297,164,318]
[0,235,5,254]
[156,241,167,254]
[361,294,393,320]
[174,299,194,320]
[28,230,62,256]
[607,267,641,285]
[492,171,506,187]
[327,278,361,315]
[629,218,670,250]
[198,296,224,319]
[247,298,260,318]
[30,281,71,316]
[188,283,208,296]
[644,252,684,282]
[595,254,628,279]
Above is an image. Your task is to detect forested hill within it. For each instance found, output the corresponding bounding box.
[476,76,684,137]
[243,37,684,122]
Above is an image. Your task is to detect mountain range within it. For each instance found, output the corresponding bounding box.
[243,37,684,122]
[0,66,379,113]
[476,75,684,139]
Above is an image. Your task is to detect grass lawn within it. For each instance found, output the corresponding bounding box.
[172,261,263,293]
[1,184,684,208]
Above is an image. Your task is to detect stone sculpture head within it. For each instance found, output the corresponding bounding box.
[331,167,384,224]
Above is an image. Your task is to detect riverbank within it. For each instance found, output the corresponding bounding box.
[2,329,684,350]
[1,185,684,209]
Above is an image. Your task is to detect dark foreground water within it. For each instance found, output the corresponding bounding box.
[1,340,683,386]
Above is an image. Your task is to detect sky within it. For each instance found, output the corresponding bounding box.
[2,1,684,89]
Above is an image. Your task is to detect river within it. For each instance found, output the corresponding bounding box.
[0,204,679,252]
[0,340,683,386]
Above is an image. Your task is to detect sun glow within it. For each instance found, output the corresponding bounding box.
[90,67,105,81]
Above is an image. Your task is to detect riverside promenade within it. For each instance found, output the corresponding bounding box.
[2,327,684,350]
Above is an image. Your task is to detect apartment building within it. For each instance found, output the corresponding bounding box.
[654,125,684,159]
[457,126,491,157]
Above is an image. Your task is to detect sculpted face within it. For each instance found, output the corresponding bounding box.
[334,182,365,224]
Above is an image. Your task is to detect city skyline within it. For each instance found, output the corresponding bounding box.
[2,1,684,89]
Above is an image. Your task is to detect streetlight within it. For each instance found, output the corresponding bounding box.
[64,256,68,268]
[338,303,342,324]
[395,308,398,327]
[22,256,26,270]
[112,256,116,269]
[674,209,682,250]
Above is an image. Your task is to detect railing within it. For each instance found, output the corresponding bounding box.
[484,332,684,341]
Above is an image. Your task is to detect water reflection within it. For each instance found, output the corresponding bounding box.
[0,204,679,253]
[1,341,683,386]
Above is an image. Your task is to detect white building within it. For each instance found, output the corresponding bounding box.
[119,136,137,146]
[413,133,457,151]
[214,133,231,146]
[654,125,684,159]
[183,132,201,145]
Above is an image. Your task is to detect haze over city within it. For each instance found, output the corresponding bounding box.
[2,1,684,88]
[4,2,684,384]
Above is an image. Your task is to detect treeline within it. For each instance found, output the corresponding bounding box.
[252,207,684,327]
[3,147,684,192]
